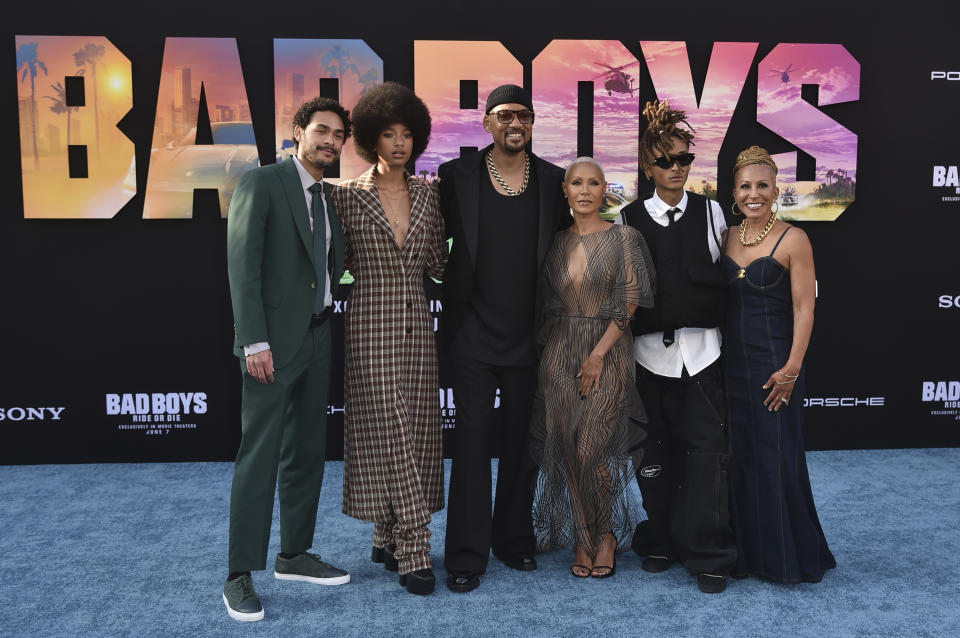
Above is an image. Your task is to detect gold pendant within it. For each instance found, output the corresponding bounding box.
[736,268,746,279]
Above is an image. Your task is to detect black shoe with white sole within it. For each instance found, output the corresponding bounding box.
[274,552,350,585]
[223,573,264,622]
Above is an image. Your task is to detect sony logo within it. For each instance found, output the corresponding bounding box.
[803,397,885,407]
[939,295,960,308]
[931,71,960,80]
[933,166,959,187]
[0,406,66,421]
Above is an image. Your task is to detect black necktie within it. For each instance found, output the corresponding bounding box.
[308,183,327,315]
[662,207,680,348]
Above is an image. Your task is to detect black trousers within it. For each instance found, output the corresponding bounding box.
[632,360,737,575]
[444,355,538,574]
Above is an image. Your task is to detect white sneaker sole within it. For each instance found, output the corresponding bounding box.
[222,593,264,622]
[274,571,351,586]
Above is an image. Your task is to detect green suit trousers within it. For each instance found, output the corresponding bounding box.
[228,320,331,572]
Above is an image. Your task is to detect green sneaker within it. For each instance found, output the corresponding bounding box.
[222,574,264,622]
[274,552,350,586]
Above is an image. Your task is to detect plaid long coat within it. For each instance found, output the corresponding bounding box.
[332,167,447,521]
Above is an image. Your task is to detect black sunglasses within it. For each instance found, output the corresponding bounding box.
[491,109,535,125]
[651,152,695,169]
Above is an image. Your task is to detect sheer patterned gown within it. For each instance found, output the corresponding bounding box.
[530,224,655,558]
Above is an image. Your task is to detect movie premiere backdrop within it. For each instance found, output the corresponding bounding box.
[4,2,959,464]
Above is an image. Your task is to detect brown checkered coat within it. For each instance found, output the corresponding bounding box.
[332,167,447,522]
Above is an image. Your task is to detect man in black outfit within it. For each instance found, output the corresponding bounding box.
[620,101,736,593]
[438,84,570,593]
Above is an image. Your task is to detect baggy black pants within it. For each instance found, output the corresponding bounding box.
[444,355,538,574]
[631,360,737,575]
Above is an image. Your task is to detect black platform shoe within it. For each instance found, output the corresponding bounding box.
[399,568,435,595]
[383,544,398,572]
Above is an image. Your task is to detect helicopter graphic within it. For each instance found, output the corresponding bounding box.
[770,64,798,83]
[593,61,641,96]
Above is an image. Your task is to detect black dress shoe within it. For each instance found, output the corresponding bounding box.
[641,555,675,573]
[697,573,728,594]
[383,544,398,572]
[497,554,537,572]
[399,568,435,595]
[446,572,481,593]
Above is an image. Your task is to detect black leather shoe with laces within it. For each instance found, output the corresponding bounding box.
[223,574,264,622]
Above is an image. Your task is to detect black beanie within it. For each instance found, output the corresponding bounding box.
[485,84,533,113]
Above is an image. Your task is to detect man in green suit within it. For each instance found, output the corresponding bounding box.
[223,97,351,622]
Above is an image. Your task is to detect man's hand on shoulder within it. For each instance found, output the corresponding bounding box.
[246,349,275,384]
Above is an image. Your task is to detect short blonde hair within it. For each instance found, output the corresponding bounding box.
[565,156,605,181]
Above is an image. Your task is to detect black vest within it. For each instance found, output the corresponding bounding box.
[622,192,725,336]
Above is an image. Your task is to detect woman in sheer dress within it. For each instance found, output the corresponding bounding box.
[530,157,655,578]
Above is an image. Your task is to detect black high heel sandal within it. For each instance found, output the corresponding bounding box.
[571,564,592,578]
[591,533,617,579]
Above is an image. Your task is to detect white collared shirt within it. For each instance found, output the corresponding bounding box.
[621,190,727,378]
[243,157,332,357]
[292,156,333,309]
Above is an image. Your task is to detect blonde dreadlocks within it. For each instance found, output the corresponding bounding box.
[639,100,695,172]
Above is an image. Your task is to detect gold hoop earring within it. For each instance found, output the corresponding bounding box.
[772,201,779,214]
[731,202,743,216]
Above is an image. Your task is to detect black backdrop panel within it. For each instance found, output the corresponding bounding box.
[3,1,960,464]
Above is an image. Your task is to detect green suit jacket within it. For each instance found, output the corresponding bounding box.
[227,157,345,368]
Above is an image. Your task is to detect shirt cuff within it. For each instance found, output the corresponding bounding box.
[243,342,270,357]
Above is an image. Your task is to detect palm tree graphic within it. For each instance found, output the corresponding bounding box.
[357,67,380,95]
[74,43,105,160]
[45,80,81,148]
[321,45,361,89]
[16,42,47,170]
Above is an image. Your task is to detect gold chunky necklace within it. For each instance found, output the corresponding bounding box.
[738,210,778,246]
[486,150,530,196]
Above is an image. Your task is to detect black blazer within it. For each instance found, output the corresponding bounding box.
[437,144,570,352]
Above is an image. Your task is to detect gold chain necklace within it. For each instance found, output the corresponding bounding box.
[486,150,529,196]
[738,210,778,246]
[376,176,409,226]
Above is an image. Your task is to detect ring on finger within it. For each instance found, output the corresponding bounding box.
[781,397,789,404]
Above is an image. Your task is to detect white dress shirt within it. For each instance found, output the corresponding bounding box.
[620,190,727,378]
[244,157,332,357]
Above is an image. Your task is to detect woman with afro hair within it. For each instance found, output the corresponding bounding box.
[332,81,447,595]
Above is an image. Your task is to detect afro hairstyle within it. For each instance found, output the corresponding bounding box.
[350,81,432,165]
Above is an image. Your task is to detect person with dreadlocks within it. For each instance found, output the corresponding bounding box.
[619,100,736,593]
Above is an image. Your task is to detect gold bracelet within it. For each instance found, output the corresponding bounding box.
[777,369,800,380]
[774,379,796,385]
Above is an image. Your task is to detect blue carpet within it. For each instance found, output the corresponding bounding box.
[1,449,957,637]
